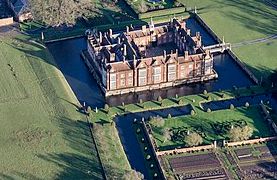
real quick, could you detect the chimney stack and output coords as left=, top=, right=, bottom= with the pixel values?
left=196, top=32, right=200, bottom=39
left=99, top=32, right=102, bottom=43
left=184, top=51, right=189, bottom=60
left=123, top=44, right=127, bottom=56
left=126, top=26, right=129, bottom=34
left=163, top=50, right=167, bottom=58
left=109, top=29, right=113, bottom=36
left=187, top=29, right=191, bottom=36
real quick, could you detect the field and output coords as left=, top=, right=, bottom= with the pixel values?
left=182, top=0, right=277, bottom=80
left=0, top=34, right=103, bottom=179
left=150, top=105, right=274, bottom=150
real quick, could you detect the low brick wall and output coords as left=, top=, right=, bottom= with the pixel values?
left=0, top=17, right=13, bottom=27
left=156, top=144, right=215, bottom=156
left=225, top=136, right=277, bottom=147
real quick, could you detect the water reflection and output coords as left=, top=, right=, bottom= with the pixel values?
left=107, top=53, right=254, bottom=106
left=47, top=18, right=254, bottom=108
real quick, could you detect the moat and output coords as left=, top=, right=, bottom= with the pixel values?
left=47, top=18, right=254, bottom=108
left=47, top=17, right=256, bottom=179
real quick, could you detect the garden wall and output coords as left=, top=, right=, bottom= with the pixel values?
left=156, top=144, right=215, bottom=156
left=224, top=136, right=277, bottom=147
left=0, top=17, right=13, bottom=27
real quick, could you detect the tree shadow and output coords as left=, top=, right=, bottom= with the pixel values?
left=215, top=0, right=277, bottom=37
left=36, top=116, right=104, bottom=179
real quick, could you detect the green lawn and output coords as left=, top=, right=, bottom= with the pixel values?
left=182, top=0, right=277, bottom=80
left=0, top=35, right=103, bottom=179
left=151, top=106, right=273, bottom=150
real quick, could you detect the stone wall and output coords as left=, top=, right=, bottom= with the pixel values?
left=0, top=17, right=13, bottom=27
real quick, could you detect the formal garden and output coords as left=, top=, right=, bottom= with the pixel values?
left=148, top=105, right=275, bottom=151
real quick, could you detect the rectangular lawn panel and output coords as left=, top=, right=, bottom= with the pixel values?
left=151, top=106, right=274, bottom=150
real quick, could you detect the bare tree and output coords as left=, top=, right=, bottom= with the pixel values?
left=149, top=116, right=165, bottom=127
left=184, top=132, right=203, bottom=147
left=123, top=169, right=144, bottom=180
left=228, top=125, right=253, bottom=142
left=29, top=0, right=95, bottom=27
left=162, top=128, right=172, bottom=143
left=138, top=0, right=148, bottom=13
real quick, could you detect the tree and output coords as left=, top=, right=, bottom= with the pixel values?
left=138, top=0, right=148, bottom=13
left=123, top=170, right=144, bottom=180
left=149, top=116, right=165, bottom=127
left=228, top=125, right=253, bottom=142
left=29, top=0, right=95, bottom=27
left=228, top=126, right=241, bottom=142
left=241, top=125, right=253, bottom=140
left=184, top=132, right=203, bottom=147
left=162, top=128, right=172, bottom=143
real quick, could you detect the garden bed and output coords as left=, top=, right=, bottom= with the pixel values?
left=164, top=152, right=228, bottom=179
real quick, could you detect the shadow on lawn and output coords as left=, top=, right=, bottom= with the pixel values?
left=216, top=0, right=277, bottom=37
left=37, top=116, right=103, bottom=179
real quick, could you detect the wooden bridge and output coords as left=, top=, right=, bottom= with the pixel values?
left=203, top=43, right=231, bottom=53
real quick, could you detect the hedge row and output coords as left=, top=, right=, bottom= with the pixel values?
left=139, top=6, right=186, bottom=19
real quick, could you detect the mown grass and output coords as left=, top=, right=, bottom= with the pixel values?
left=0, top=35, right=103, bottom=179
left=151, top=105, right=273, bottom=150
left=182, top=0, right=277, bottom=79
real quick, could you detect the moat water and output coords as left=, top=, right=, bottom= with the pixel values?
left=47, top=18, right=254, bottom=108
left=47, top=17, right=256, bottom=179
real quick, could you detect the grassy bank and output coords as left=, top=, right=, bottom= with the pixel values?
left=0, top=35, right=103, bottom=179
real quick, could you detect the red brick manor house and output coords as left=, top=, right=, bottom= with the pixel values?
left=82, top=18, right=218, bottom=96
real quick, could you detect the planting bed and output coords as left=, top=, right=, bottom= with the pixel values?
left=228, top=143, right=277, bottom=179
left=167, top=152, right=228, bottom=179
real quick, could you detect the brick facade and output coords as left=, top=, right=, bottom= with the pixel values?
left=85, top=18, right=217, bottom=96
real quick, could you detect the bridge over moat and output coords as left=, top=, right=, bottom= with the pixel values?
left=203, top=43, right=231, bottom=53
